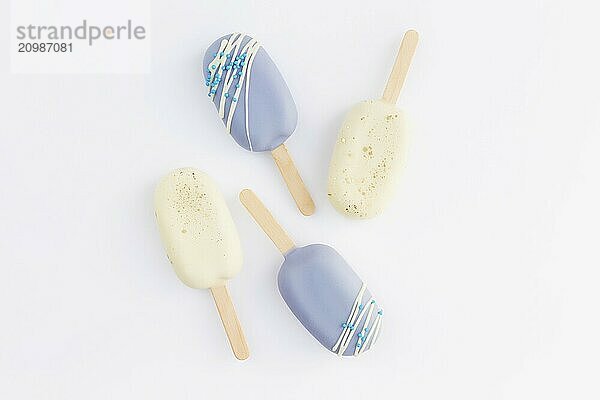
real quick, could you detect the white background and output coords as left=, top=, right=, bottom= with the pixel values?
left=1, top=1, right=599, bottom=399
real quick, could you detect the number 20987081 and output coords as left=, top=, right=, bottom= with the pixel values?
left=18, top=42, right=73, bottom=53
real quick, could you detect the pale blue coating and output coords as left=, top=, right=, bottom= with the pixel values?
left=278, top=244, right=380, bottom=356
left=203, top=34, right=298, bottom=152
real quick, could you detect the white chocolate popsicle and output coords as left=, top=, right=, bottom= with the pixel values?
left=328, top=30, right=418, bottom=219
left=154, top=168, right=249, bottom=360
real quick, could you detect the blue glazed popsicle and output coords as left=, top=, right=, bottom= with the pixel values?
left=203, top=33, right=315, bottom=216
left=239, top=189, right=383, bottom=357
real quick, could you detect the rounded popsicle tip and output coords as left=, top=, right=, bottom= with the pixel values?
left=239, top=188, right=253, bottom=203
left=405, top=29, right=419, bottom=41
left=298, top=198, right=316, bottom=216
left=234, top=346, right=250, bottom=360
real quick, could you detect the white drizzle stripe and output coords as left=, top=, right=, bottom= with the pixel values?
left=354, top=301, right=376, bottom=355
left=358, top=316, right=375, bottom=355
left=372, top=317, right=383, bottom=346
left=218, top=34, right=242, bottom=118
left=205, top=33, right=261, bottom=150
left=358, top=314, right=382, bottom=355
left=332, top=283, right=384, bottom=357
left=224, top=39, right=259, bottom=131
left=331, top=283, right=366, bottom=353
left=338, top=297, right=372, bottom=355
left=243, top=45, right=260, bottom=151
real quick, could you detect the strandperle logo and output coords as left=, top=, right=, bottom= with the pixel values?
left=16, top=20, right=147, bottom=46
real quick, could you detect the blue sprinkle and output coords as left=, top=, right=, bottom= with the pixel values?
left=357, top=333, right=363, bottom=338
left=232, top=97, right=238, bottom=102
left=359, top=304, right=363, bottom=310
left=205, top=82, right=209, bottom=86
left=210, top=89, right=216, bottom=94
left=235, top=84, right=240, bottom=88
left=219, top=52, right=224, bottom=56
left=371, top=300, right=376, bottom=305
left=342, top=323, right=347, bottom=328
left=211, top=65, right=216, bottom=70
left=356, top=343, right=361, bottom=348
left=378, top=310, right=383, bottom=315
left=225, top=65, right=231, bottom=70
left=349, top=325, right=355, bottom=331
left=365, top=328, right=369, bottom=332
left=240, top=61, right=246, bottom=66
left=225, top=93, right=229, bottom=98
left=226, top=53, right=231, bottom=58
left=213, top=53, right=217, bottom=57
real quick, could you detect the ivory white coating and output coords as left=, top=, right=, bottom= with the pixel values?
left=154, top=168, right=243, bottom=289
left=328, top=99, right=405, bottom=219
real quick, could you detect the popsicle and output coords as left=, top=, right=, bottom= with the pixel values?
left=239, top=189, right=383, bottom=356
left=154, top=168, right=249, bottom=360
left=328, top=30, right=419, bottom=218
left=203, top=32, right=315, bottom=216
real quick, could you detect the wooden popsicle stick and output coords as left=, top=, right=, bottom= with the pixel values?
left=239, top=189, right=296, bottom=254
left=271, top=144, right=315, bottom=216
left=382, top=30, right=419, bottom=104
left=209, top=285, right=249, bottom=360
